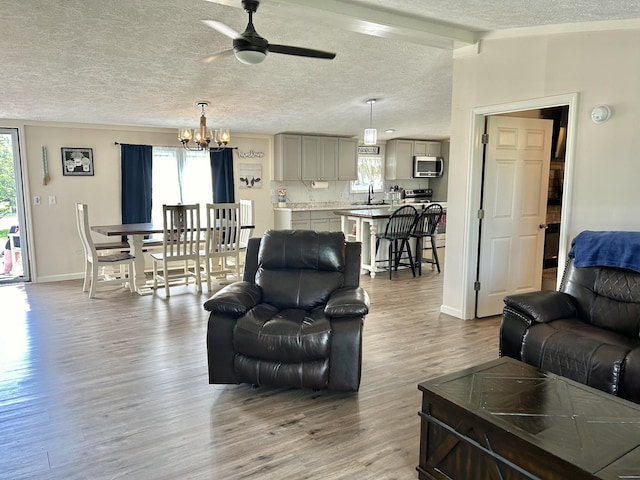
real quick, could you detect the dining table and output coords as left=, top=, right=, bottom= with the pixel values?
left=91, top=222, right=254, bottom=295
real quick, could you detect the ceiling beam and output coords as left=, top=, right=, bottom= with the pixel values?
left=268, top=0, right=480, bottom=49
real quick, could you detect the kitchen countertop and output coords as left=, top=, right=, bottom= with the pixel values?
left=274, top=201, right=447, bottom=212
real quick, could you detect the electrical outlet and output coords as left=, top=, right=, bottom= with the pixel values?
left=34, top=195, right=41, bottom=205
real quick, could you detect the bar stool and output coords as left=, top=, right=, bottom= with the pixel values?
left=410, top=203, right=444, bottom=274
left=375, top=205, right=418, bottom=279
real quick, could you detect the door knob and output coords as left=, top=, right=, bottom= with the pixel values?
left=539, top=223, right=548, bottom=229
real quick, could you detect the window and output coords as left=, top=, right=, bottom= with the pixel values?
left=350, top=155, right=384, bottom=193
left=151, top=147, right=212, bottom=226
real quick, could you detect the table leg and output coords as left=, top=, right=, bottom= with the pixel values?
left=129, top=234, right=152, bottom=295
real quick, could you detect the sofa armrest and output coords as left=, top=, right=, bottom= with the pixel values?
left=503, top=290, right=577, bottom=324
left=325, top=287, right=370, bottom=318
left=203, top=281, right=262, bottom=317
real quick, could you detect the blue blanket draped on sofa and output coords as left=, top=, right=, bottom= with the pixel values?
left=568, top=230, right=640, bottom=273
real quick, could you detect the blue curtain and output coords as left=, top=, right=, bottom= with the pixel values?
left=211, top=148, right=235, bottom=203
left=120, top=144, right=152, bottom=224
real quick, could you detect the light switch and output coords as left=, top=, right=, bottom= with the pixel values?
left=34, top=195, right=41, bottom=205
left=49, top=195, right=56, bottom=205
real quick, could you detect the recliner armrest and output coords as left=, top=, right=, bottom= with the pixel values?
left=325, top=287, right=370, bottom=318
left=203, top=281, right=262, bottom=317
left=503, top=290, right=577, bottom=324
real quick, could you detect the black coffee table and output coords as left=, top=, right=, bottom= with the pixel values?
left=417, top=357, right=640, bottom=480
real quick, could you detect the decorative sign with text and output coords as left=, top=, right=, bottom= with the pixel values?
left=357, top=146, right=380, bottom=154
left=237, top=149, right=265, bottom=158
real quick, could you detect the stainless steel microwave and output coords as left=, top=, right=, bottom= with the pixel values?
left=413, top=156, right=443, bottom=178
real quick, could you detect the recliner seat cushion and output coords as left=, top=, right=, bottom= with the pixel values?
left=234, top=355, right=329, bottom=390
left=233, top=305, right=331, bottom=362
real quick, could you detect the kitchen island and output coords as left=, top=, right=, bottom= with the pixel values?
left=334, top=204, right=446, bottom=278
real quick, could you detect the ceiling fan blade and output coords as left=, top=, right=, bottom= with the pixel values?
left=201, top=19, right=242, bottom=39
left=268, top=44, right=336, bottom=59
left=204, top=48, right=235, bottom=63
left=202, top=0, right=243, bottom=6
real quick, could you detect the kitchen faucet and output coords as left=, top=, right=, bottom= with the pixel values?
left=367, top=184, right=374, bottom=205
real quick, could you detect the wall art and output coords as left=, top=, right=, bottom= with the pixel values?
left=62, top=147, right=94, bottom=176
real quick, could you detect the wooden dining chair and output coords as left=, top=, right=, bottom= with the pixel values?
left=151, top=204, right=202, bottom=296
left=75, top=203, right=136, bottom=298
left=203, top=203, right=241, bottom=290
left=238, top=199, right=254, bottom=269
left=238, top=199, right=255, bottom=250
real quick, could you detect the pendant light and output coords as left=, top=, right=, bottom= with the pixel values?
left=364, top=98, right=377, bottom=146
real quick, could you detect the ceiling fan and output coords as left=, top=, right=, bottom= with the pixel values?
left=202, top=0, right=337, bottom=64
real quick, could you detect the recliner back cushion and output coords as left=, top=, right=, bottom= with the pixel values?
left=591, top=269, right=640, bottom=338
left=256, top=230, right=345, bottom=310
left=562, top=260, right=640, bottom=338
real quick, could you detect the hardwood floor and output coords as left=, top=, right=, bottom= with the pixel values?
left=0, top=267, right=501, bottom=479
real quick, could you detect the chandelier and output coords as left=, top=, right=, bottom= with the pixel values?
left=364, top=98, right=377, bottom=146
left=178, top=101, right=230, bottom=152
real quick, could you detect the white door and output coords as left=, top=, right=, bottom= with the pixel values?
left=476, top=116, right=553, bottom=317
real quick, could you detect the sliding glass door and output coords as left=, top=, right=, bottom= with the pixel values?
left=0, top=128, right=29, bottom=282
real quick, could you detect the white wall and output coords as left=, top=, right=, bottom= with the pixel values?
left=443, top=28, right=640, bottom=319
left=10, top=122, right=273, bottom=282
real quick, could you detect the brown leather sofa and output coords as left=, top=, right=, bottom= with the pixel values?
left=205, top=229, right=370, bottom=392
left=500, top=255, right=640, bottom=404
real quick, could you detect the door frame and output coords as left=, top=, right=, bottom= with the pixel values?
left=0, top=127, right=31, bottom=282
left=461, top=93, right=578, bottom=319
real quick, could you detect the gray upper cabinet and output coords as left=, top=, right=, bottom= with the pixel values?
left=385, top=139, right=441, bottom=180
left=274, top=134, right=302, bottom=181
left=385, top=139, right=414, bottom=180
left=338, top=138, right=357, bottom=180
left=275, top=134, right=357, bottom=181
left=302, top=136, right=338, bottom=180
left=414, top=141, right=442, bottom=157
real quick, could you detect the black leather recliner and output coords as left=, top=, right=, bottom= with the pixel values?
left=500, top=257, right=640, bottom=404
left=204, top=229, right=370, bottom=392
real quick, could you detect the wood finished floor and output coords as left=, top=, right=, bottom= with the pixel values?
left=0, top=266, right=501, bottom=479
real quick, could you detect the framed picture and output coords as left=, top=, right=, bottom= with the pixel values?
left=61, top=147, right=94, bottom=176
left=238, top=163, right=262, bottom=188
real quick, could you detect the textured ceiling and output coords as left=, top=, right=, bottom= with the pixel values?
left=1, top=0, right=640, bottom=141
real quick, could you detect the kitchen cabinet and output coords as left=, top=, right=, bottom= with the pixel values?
left=302, top=136, right=338, bottom=180
left=338, top=138, right=358, bottom=180
left=385, top=139, right=441, bottom=180
left=310, top=211, right=342, bottom=232
left=273, top=209, right=342, bottom=232
left=274, top=134, right=302, bottom=181
left=275, top=134, right=357, bottom=181
left=414, top=141, right=442, bottom=157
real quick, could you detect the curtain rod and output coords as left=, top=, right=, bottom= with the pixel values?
left=114, top=141, right=237, bottom=150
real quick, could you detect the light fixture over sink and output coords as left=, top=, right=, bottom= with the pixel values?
left=364, top=98, right=377, bottom=146
left=178, top=101, right=230, bottom=152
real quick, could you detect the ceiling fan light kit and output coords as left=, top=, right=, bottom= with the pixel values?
left=364, top=99, right=377, bottom=146
left=179, top=102, right=231, bottom=152
left=203, top=0, right=336, bottom=65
